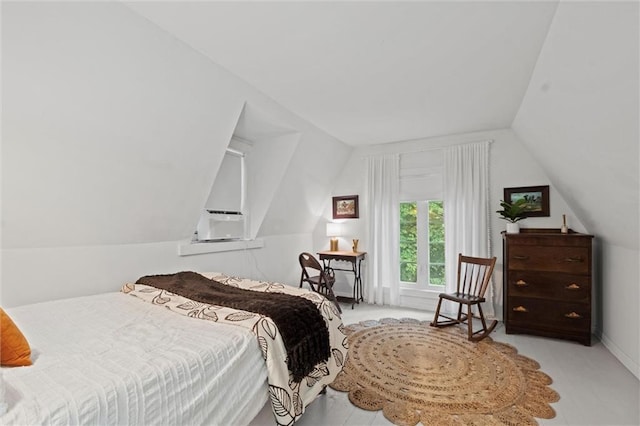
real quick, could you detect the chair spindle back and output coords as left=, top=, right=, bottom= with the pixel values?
left=457, top=254, right=496, bottom=298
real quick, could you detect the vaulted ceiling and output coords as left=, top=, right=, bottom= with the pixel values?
left=125, top=1, right=559, bottom=146
left=124, top=1, right=638, bottom=252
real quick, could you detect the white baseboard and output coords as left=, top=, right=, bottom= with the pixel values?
left=599, top=331, right=640, bottom=379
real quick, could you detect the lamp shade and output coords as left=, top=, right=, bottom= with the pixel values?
left=326, top=223, right=341, bottom=237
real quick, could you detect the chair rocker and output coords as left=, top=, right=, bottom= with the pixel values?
left=431, top=254, right=497, bottom=341
left=298, top=252, right=342, bottom=313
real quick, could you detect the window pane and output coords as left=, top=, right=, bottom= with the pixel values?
left=430, top=264, right=445, bottom=285
left=428, top=200, right=444, bottom=223
left=399, top=200, right=445, bottom=287
left=400, top=202, right=417, bottom=283
left=206, top=151, right=242, bottom=212
left=429, top=242, right=445, bottom=264
left=428, top=200, right=445, bottom=286
left=400, top=262, right=417, bottom=283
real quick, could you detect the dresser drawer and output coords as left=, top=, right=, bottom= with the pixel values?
left=508, top=246, right=590, bottom=274
left=507, top=297, right=590, bottom=332
left=507, top=272, right=590, bottom=303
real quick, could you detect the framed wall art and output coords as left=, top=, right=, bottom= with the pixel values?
left=332, top=195, right=359, bottom=219
left=503, top=185, right=550, bottom=217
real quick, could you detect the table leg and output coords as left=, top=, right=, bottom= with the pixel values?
left=350, top=259, right=359, bottom=309
left=322, top=259, right=331, bottom=272
left=319, top=255, right=365, bottom=309
left=352, top=259, right=360, bottom=304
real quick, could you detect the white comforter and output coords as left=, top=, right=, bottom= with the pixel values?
left=0, top=292, right=268, bottom=425
left=124, top=272, right=348, bottom=426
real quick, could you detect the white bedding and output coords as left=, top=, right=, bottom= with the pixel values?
left=124, top=272, right=348, bottom=425
left=0, top=292, right=268, bottom=425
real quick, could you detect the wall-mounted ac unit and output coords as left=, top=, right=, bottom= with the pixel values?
left=196, top=210, right=245, bottom=241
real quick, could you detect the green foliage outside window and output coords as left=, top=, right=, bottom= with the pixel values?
left=428, top=201, right=445, bottom=285
left=399, top=200, right=445, bottom=286
left=400, top=202, right=418, bottom=282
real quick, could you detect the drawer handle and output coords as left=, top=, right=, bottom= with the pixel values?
left=563, top=257, right=583, bottom=263
left=513, top=306, right=528, bottom=313
left=565, top=283, right=581, bottom=290
left=513, top=255, right=529, bottom=260
left=564, top=312, right=582, bottom=319
left=515, top=280, right=528, bottom=287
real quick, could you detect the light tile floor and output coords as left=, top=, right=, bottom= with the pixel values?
left=250, top=303, right=640, bottom=426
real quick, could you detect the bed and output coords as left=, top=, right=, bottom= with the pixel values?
left=0, top=272, right=348, bottom=425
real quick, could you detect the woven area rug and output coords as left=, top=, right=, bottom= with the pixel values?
left=329, top=318, right=559, bottom=426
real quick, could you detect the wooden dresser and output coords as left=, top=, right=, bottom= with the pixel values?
left=502, top=228, right=594, bottom=346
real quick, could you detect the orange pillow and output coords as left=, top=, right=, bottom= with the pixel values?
left=1, top=308, right=32, bottom=367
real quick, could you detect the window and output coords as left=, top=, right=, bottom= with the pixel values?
left=399, top=200, right=445, bottom=288
left=205, top=148, right=244, bottom=214
left=398, top=148, right=445, bottom=290
left=196, top=142, right=247, bottom=242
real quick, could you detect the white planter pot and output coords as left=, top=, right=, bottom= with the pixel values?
left=506, top=222, right=520, bottom=234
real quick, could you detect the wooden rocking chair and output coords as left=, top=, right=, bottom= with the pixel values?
left=431, top=254, right=497, bottom=341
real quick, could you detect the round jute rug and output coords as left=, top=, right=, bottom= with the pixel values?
left=329, top=318, right=559, bottom=426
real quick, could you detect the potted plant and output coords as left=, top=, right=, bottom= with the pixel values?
left=496, top=199, right=527, bottom=233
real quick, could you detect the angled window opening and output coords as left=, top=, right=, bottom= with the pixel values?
left=195, top=137, right=251, bottom=242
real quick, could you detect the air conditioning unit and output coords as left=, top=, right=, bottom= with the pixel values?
left=196, top=210, right=245, bottom=241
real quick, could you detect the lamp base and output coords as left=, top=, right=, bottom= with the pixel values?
left=330, top=238, right=338, bottom=251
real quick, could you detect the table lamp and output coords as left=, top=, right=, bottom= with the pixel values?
left=326, top=223, right=341, bottom=251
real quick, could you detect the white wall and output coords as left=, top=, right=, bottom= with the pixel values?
left=1, top=234, right=314, bottom=308
left=512, top=1, right=639, bottom=377
left=3, top=0, right=637, bottom=381
left=1, top=2, right=350, bottom=307
left=258, top=129, right=351, bottom=238
left=3, top=2, right=235, bottom=249
left=314, top=128, right=584, bottom=313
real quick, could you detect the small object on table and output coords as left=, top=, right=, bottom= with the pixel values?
left=560, top=214, right=569, bottom=234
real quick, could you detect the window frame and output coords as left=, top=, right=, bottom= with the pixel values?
left=399, top=199, right=445, bottom=291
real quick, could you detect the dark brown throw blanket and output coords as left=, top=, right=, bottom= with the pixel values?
left=136, top=271, right=330, bottom=382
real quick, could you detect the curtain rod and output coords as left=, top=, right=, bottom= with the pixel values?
left=361, top=139, right=493, bottom=158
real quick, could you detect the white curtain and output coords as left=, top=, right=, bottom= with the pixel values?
left=443, top=141, right=494, bottom=316
left=366, top=154, right=400, bottom=305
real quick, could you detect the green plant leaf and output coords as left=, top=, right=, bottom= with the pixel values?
left=496, top=199, right=528, bottom=223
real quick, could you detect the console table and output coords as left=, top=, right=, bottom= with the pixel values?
left=317, top=250, right=366, bottom=309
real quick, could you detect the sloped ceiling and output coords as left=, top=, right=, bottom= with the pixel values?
left=513, top=1, right=639, bottom=250
left=125, top=1, right=558, bottom=146
left=124, top=0, right=638, bottom=252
